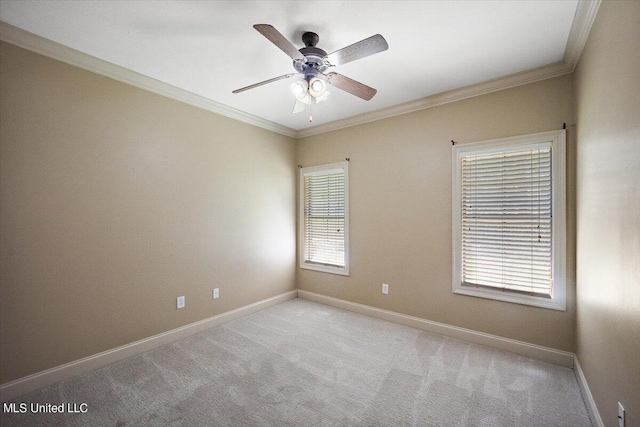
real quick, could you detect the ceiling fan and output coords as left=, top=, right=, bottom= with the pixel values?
left=233, top=24, right=388, bottom=118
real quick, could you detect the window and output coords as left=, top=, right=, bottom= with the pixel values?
left=299, top=162, right=349, bottom=275
left=452, top=130, right=566, bottom=310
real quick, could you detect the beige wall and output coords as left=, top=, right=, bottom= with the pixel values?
left=0, top=42, right=297, bottom=384
left=297, top=74, right=577, bottom=352
left=574, top=1, right=640, bottom=426
left=4, top=6, right=638, bottom=420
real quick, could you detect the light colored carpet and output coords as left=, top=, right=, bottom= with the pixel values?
left=1, top=298, right=591, bottom=426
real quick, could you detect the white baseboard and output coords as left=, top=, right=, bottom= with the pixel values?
left=0, top=290, right=298, bottom=402
left=297, top=290, right=575, bottom=367
left=574, top=356, right=604, bottom=427
left=3, top=288, right=584, bottom=404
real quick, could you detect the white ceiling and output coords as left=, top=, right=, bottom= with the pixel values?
left=1, top=1, right=586, bottom=136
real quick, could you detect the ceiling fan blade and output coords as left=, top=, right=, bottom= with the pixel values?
left=232, top=73, right=297, bottom=94
left=325, top=34, right=388, bottom=66
left=292, top=99, right=307, bottom=114
left=253, top=24, right=306, bottom=61
left=325, top=72, right=377, bottom=101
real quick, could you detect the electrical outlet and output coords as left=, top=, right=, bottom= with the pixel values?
left=382, top=283, right=389, bottom=295
left=618, top=402, right=625, bottom=427
left=213, top=288, right=219, bottom=299
left=177, top=296, right=185, bottom=309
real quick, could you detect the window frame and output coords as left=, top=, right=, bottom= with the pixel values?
left=299, top=161, right=350, bottom=276
left=452, top=130, right=566, bottom=310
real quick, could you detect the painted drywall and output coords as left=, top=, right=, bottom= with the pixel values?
left=574, top=1, right=640, bottom=426
left=297, top=74, right=577, bottom=352
left=0, top=42, right=297, bottom=384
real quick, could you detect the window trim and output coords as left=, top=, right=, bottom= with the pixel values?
left=452, top=130, right=566, bottom=310
left=299, top=161, right=350, bottom=276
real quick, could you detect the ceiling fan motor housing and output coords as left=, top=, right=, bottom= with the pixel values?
left=294, top=32, right=329, bottom=75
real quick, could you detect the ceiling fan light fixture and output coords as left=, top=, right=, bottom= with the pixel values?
left=291, top=80, right=309, bottom=100
left=308, top=77, right=327, bottom=98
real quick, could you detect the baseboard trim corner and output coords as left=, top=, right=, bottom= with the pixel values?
left=0, top=289, right=297, bottom=402
left=297, top=290, right=574, bottom=367
left=574, top=356, right=604, bottom=427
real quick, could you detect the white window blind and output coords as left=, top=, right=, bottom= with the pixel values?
left=300, top=162, right=349, bottom=275
left=461, top=145, right=552, bottom=296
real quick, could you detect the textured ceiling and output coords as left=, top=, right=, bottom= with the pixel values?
left=0, top=0, right=580, bottom=133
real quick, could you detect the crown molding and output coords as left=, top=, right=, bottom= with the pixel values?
left=0, top=21, right=297, bottom=139
left=297, top=0, right=599, bottom=139
left=564, top=0, right=602, bottom=72
left=2, top=0, right=600, bottom=140
left=296, top=61, right=572, bottom=138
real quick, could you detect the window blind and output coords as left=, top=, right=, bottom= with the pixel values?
left=303, top=169, right=345, bottom=268
left=461, top=146, right=553, bottom=296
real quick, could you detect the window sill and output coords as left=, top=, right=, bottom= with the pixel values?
left=453, top=285, right=566, bottom=311
left=300, top=262, right=349, bottom=276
